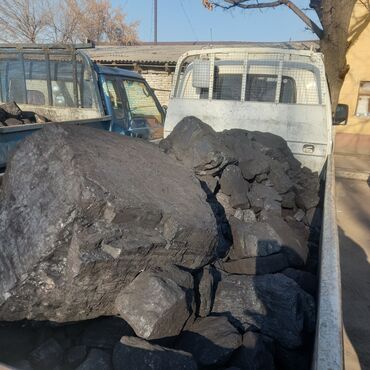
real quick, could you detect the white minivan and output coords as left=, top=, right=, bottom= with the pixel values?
left=164, top=47, right=348, bottom=173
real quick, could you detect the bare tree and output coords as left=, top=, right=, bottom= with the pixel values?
left=105, top=8, right=140, bottom=45
left=45, top=0, right=81, bottom=44
left=202, top=0, right=364, bottom=109
left=0, top=0, right=50, bottom=43
left=0, top=0, right=139, bottom=45
left=59, top=0, right=139, bottom=45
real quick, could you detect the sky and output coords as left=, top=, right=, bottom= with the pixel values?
left=115, top=0, right=321, bottom=43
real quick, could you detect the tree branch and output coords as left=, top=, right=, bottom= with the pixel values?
left=209, top=0, right=324, bottom=38
left=285, top=1, right=323, bottom=38
left=224, top=0, right=286, bottom=9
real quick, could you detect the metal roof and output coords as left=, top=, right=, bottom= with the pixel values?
left=87, top=41, right=319, bottom=66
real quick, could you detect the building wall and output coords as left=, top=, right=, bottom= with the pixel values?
left=336, top=1, right=370, bottom=154
left=140, top=69, right=174, bottom=107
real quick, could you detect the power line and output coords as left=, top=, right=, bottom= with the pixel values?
left=178, top=0, right=199, bottom=41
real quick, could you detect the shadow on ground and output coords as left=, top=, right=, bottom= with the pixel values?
left=339, top=227, right=370, bottom=370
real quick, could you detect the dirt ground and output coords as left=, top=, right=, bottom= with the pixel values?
left=336, top=177, right=370, bottom=370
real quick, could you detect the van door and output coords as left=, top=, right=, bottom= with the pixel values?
left=102, top=76, right=130, bottom=134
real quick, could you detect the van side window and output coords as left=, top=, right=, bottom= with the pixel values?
left=245, top=74, right=296, bottom=104
left=104, top=79, right=126, bottom=119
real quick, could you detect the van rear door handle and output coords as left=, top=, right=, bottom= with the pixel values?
left=303, top=144, right=315, bottom=154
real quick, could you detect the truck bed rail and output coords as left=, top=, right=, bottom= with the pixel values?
left=313, top=154, right=343, bottom=370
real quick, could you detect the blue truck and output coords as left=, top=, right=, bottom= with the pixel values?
left=0, top=44, right=165, bottom=170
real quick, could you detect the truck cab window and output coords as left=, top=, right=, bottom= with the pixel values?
left=214, top=74, right=242, bottom=101
left=104, top=79, right=126, bottom=120
left=199, top=74, right=242, bottom=101
left=246, top=75, right=277, bottom=102
left=245, top=74, right=296, bottom=104
left=280, top=77, right=297, bottom=104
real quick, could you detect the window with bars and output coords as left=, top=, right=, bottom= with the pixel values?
left=175, top=52, right=322, bottom=105
left=245, top=74, right=296, bottom=103
left=0, top=52, right=97, bottom=108
left=198, top=73, right=297, bottom=103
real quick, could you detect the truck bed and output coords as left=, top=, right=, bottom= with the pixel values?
left=0, top=115, right=112, bottom=169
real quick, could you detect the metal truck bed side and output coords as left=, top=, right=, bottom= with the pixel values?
left=313, top=154, right=343, bottom=370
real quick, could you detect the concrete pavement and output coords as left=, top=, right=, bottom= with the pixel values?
left=335, top=153, right=370, bottom=181
left=336, top=177, right=370, bottom=370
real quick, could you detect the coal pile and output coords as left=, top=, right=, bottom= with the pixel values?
left=161, top=116, right=321, bottom=268
left=0, top=101, right=49, bottom=127
left=0, top=117, right=322, bottom=370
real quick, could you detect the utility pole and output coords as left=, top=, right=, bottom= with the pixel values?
left=154, top=0, right=158, bottom=44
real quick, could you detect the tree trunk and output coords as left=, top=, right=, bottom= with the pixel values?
left=318, top=0, right=357, bottom=110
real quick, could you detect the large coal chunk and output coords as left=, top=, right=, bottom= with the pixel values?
left=113, top=336, right=197, bottom=370
left=220, top=165, right=249, bottom=197
left=175, top=316, right=241, bottom=367
left=282, top=268, right=317, bottom=296
left=274, top=344, right=312, bottom=370
left=228, top=331, right=275, bottom=370
left=220, top=129, right=263, bottom=164
left=76, top=348, right=112, bottom=370
left=247, top=183, right=282, bottom=214
left=196, top=265, right=218, bottom=318
left=28, top=338, right=64, bottom=370
left=248, top=131, right=301, bottom=170
left=222, top=253, right=289, bottom=275
left=259, top=213, right=308, bottom=267
left=229, top=217, right=281, bottom=259
left=0, top=325, right=42, bottom=363
left=65, top=346, right=88, bottom=368
left=212, top=274, right=315, bottom=348
left=0, top=125, right=218, bottom=322
left=115, top=269, right=192, bottom=340
left=219, top=165, right=250, bottom=210
left=296, top=191, right=320, bottom=211
left=160, top=116, right=235, bottom=175
left=80, top=317, right=134, bottom=350
left=269, top=167, right=294, bottom=194
left=239, top=156, right=270, bottom=181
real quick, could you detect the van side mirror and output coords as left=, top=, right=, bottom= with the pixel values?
left=333, top=104, right=349, bottom=125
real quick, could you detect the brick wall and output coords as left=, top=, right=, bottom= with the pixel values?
left=140, top=69, right=174, bottom=107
